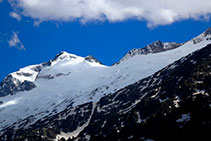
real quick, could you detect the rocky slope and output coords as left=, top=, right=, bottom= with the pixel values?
left=79, top=43, right=211, bottom=141
left=117, top=41, right=183, bottom=64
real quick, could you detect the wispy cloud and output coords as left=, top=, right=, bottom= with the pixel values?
left=9, top=0, right=211, bottom=27
left=8, top=32, right=25, bottom=50
left=10, top=11, right=21, bottom=21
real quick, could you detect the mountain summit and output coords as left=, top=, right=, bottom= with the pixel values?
left=0, top=51, right=103, bottom=97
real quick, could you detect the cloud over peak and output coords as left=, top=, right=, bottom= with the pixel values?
left=10, top=0, right=211, bottom=27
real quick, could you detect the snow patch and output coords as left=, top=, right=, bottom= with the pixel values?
left=173, top=96, right=181, bottom=108
left=159, top=97, right=168, bottom=103
left=193, top=90, right=206, bottom=95
left=56, top=103, right=96, bottom=140
left=176, top=113, right=191, bottom=123
left=136, top=111, right=144, bottom=124
left=0, top=98, right=22, bottom=108
left=11, top=65, right=39, bottom=83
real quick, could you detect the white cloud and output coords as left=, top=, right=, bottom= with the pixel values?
left=10, top=11, right=21, bottom=21
left=10, top=0, right=211, bottom=27
left=8, top=32, right=25, bottom=50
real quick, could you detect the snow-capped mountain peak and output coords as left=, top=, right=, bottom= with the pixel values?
left=7, top=51, right=79, bottom=85
left=0, top=51, right=105, bottom=97
left=0, top=64, right=40, bottom=97
left=50, top=51, right=84, bottom=66
left=192, top=27, right=211, bottom=44
left=50, top=51, right=103, bottom=67
left=38, top=52, right=105, bottom=81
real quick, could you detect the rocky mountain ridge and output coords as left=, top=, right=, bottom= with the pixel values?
left=117, top=41, right=183, bottom=64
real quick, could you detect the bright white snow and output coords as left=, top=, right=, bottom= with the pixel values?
left=176, top=113, right=191, bottom=123
left=11, top=64, right=40, bottom=83
left=0, top=98, right=22, bottom=109
left=173, top=96, right=181, bottom=108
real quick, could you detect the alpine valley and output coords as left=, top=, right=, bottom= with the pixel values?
left=1, top=28, right=211, bottom=141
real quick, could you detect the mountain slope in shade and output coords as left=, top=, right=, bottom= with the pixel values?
left=0, top=28, right=211, bottom=140
left=79, top=43, right=211, bottom=141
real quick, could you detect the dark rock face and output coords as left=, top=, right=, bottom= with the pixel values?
left=128, top=40, right=181, bottom=55
left=85, top=55, right=102, bottom=64
left=204, top=27, right=211, bottom=36
left=0, top=75, right=36, bottom=97
left=1, top=44, right=211, bottom=141
left=116, top=41, right=182, bottom=64
left=0, top=59, right=51, bottom=97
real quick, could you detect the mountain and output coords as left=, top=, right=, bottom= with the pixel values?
left=0, top=52, right=103, bottom=97
left=0, top=28, right=211, bottom=141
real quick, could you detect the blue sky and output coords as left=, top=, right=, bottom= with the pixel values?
left=0, top=0, right=211, bottom=81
